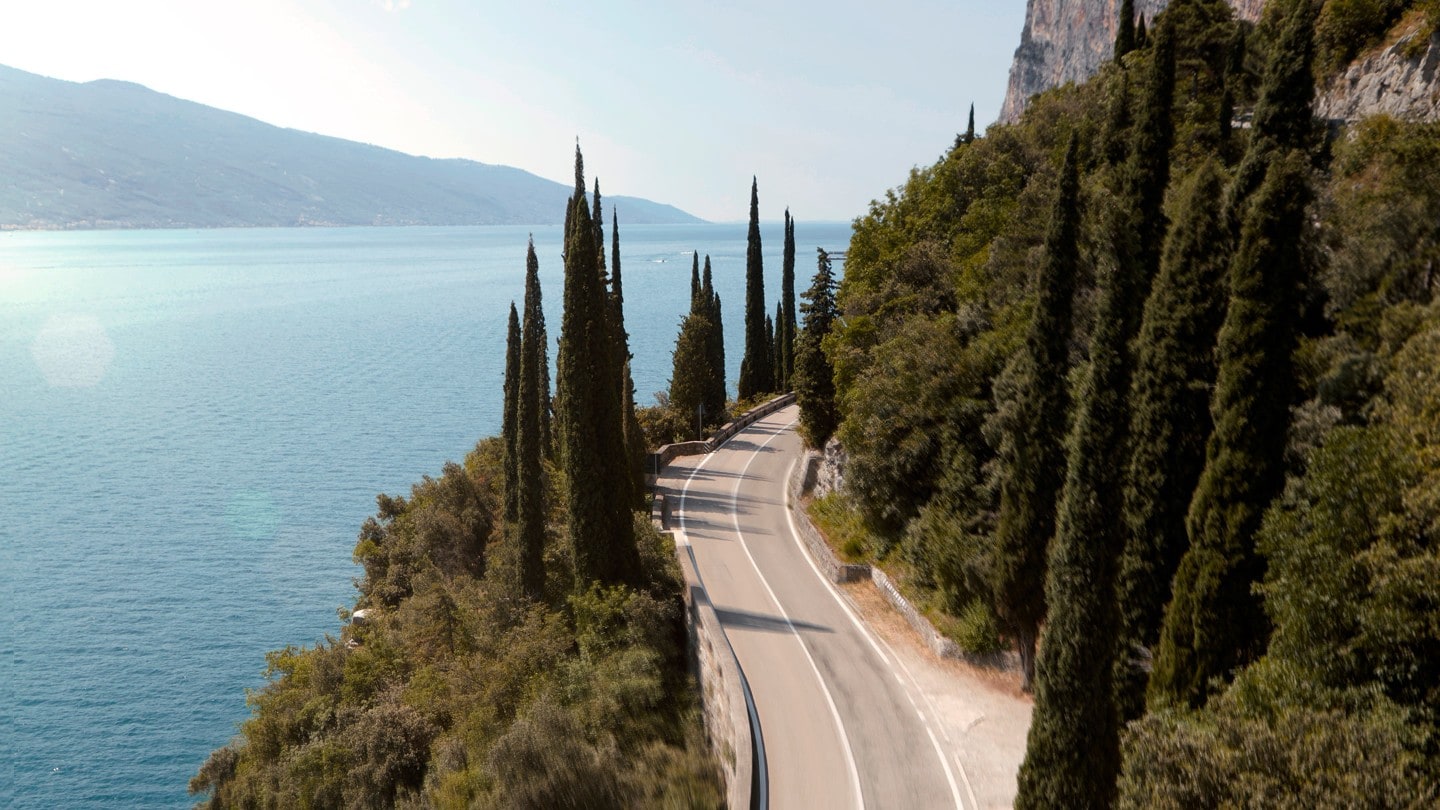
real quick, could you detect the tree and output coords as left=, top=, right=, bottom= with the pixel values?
left=1016, top=30, right=1176, bottom=803
left=503, top=301, right=522, bottom=524
left=1114, top=160, right=1231, bottom=722
left=992, top=135, right=1082, bottom=694
left=556, top=146, right=638, bottom=588
left=738, top=177, right=772, bottom=398
left=794, top=249, right=839, bottom=448
left=611, top=212, right=646, bottom=505
left=702, top=256, right=727, bottom=422
left=1150, top=151, right=1311, bottom=710
left=668, top=309, right=714, bottom=440
left=1116, top=0, right=1137, bottom=60
left=517, top=239, right=547, bottom=600
left=780, top=209, right=797, bottom=389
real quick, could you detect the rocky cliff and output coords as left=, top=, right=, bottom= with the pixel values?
left=999, top=0, right=1264, bottom=123
left=1317, top=23, right=1440, bottom=122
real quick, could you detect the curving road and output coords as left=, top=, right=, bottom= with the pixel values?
left=659, top=405, right=968, bottom=809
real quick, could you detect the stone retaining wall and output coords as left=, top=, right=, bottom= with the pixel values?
left=649, top=394, right=798, bottom=810
left=674, top=541, right=759, bottom=810
left=786, top=450, right=1010, bottom=668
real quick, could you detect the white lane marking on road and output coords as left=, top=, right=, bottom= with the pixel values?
left=782, top=456, right=972, bottom=810
left=723, top=414, right=864, bottom=810
left=678, top=451, right=769, bottom=810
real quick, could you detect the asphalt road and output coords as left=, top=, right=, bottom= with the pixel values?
left=660, top=405, right=966, bottom=809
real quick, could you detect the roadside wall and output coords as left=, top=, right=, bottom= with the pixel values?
left=787, top=450, right=1009, bottom=668
left=649, top=394, right=797, bottom=810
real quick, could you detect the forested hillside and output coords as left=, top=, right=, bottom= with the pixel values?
left=816, top=0, right=1439, bottom=804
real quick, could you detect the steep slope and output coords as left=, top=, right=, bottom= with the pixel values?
left=0, top=65, right=699, bottom=229
left=1317, top=23, right=1440, bottom=122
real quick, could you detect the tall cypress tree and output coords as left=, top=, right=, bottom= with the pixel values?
left=1149, top=0, right=1316, bottom=711
left=1113, top=160, right=1231, bottom=723
left=1116, top=0, right=1137, bottom=60
left=738, top=177, right=771, bottom=398
left=992, top=134, right=1082, bottom=694
left=1149, top=152, right=1311, bottom=710
left=502, top=301, right=522, bottom=524
left=517, top=239, right=547, bottom=601
left=611, top=211, right=646, bottom=505
left=767, top=309, right=779, bottom=390
left=965, top=103, right=976, bottom=144
left=556, top=146, right=638, bottom=588
left=794, top=249, right=839, bottom=448
left=702, top=256, right=727, bottom=422
left=1016, top=30, right=1176, bottom=805
left=690, top=251, right=702, bottom=312
left=780, top=209, right=797, bottom=389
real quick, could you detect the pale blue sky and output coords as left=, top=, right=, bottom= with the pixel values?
left=2, top=0, right=1026, bottom=222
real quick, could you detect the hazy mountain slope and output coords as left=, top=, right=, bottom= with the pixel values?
left=0, top=64, right=699, bottom=228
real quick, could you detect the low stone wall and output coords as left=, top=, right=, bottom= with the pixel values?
left=649, top=394, right=798, bottom=810
left=674, top=541, right=759, bottom=810
left=787, top=452, right=869, bottom=583
left=647, top=394, right=798, bottom=484
left=787, top=450, right=1010, bottom=666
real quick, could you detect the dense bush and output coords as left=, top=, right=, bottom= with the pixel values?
left=191, top=441, right=720, bottom=808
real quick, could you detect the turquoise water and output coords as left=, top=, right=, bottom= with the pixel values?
left=0, top=222, right=851, bottom=807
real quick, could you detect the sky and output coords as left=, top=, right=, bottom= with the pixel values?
left=1, top=0, right=1027, bottom=223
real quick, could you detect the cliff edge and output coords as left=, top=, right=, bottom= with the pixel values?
left=999, top=0, right=1264, bottom=123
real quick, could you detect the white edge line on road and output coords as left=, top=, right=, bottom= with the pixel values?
left=781, top=456, right=975, bottom=810
left=724, top=414, right=865, bottom=810
left=677, top=449, right=769, bottom=810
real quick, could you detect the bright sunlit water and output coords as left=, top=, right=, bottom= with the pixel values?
left=0, top=221, right=851, bottom=807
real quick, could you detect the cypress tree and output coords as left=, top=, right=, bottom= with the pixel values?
left=517, top=239, right=547, bottom=601
left=738, top=177, right=771, bottom=398
left=1016, top=29, right=1177, bottom=802
left=503, top=301, right=522, bottom=524
left=702, top=256, right=727, bottom=422
left=780, top=209, right=797, bottom=389
left=1122, top=16, right=1175, bottom=301
left=612, top=212, right=646, bottom=505
left=1113, top=159, right=1230, bottom=723
left=1135, top=14, right=1148, bottom=49
left=690, top=251, right=702, bottom=312
left=556, top=146, right=638, bottom=588
left=793, top=249, right=839, bottom=448
left=1101, top=72, right=1133, bottom=169
left=1149, top=152, right=1311, bottom=710
left=992, top=134, right=1082, bottom=694
left=669, top=309, right=714, bottom=440
left=767, top=310, right=778, bottom=392
left=1115, top=0, right=1137, bottom=60
left=965, top=103, right=976, bottom=144
left=1223, top=0, right=1316, bottom=225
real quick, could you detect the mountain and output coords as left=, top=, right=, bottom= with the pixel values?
left=999, top=1, right=1265, bottom=123
left=0, top=64, right=700, bottom=229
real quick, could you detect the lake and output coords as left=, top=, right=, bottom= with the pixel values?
left=0, top=221, right=852, bottom=807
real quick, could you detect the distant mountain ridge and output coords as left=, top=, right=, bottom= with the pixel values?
left=0, top=64, right=700, bottom=229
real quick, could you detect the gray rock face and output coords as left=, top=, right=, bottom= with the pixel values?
left=1000, top=0, right=1264, bottom=123
left=1317, top=28, right=1440, bottom=123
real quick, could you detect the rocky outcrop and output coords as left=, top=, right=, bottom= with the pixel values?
left=1317, top=25, right=1440, bottom=122
left=1000, top=0, right=1264, bottom=123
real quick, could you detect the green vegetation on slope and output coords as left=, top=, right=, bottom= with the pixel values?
left=825, top=0, right=1440, bottom=804
left=192, top=148, right=720, bottom=808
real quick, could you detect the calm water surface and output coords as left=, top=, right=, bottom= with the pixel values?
left=0, top=222, right=851, bottom=807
